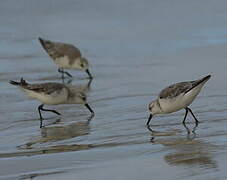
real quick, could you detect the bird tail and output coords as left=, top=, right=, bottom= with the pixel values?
left=9, top=78, right=28, bottom=87
left=197, top=75, right=211, bottom=85
left=185, top=75, right=211, bottom=93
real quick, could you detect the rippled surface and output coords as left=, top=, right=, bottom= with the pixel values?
left=1, top=0, right=227, bottom=179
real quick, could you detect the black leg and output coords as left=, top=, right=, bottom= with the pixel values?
left=182, top=108, right=189, bottom=124
left=40, top=105, right=61, bottom=116
left=146, top=114, right=153, bottom=126
left=87, top=113, right=95, bottom=122
left=85, top=103, right=94, bottom=115
left=37, top=104, right=61, bottom=128
left=86, top=69, right=93, bottom=79
left=64, top=71, right=72, bottom=78
left=187, top=107, right=199, bottom=123
left=58, top=68, right=72, bottom=79
left=58, top=68, right=65, bottom=79
left=87, top=78, right=93, bottom=89
left=38, top=104, right=44, bottom=128
left=38, top=104, right=44, bottom=119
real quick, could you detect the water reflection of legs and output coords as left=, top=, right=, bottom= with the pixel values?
left=87, top=78, right=92, bottom=89
left=147, top=122, right=199, bottom=143
left=62, top=76, right=93, bottom=88
left=183, top=122, right=199, bottom=134
left=192, top=122, right=199, bottom=133
left=183, top=122, right=199, bottom=139
left=62, top=76, right=73, bottom=84
left=58, top=68, right=74, bottom=84
left=63, top=78, right=73, bottom=84
left=87, top=113, right=95, bottom=123
left=146, top=125, right=155, bottom=133
left=146, top=125, right=157, bottom=143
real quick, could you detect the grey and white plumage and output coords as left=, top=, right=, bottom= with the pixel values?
left=10, top=78, right=94, bottom=128
left=39, top=37, right=93, bottom=79
left=147, top=75, right=211, bottom=126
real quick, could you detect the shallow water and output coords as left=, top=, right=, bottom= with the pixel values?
left=1, top=0, right=227, bottom=179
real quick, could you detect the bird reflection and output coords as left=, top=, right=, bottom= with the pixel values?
left=163, top=139, right=217, bottom=171
left=62, top=77, right=73, bottom=84
left=68, top=78, right=92, bottom=93
left=41, top=121, right=90, bottom=142
left=20, top=115, right=93, bottom=150
left=17, top=114, right=94, bottom=157
left=147, top=122, right=199, bottom=141
left=40, top=113, right=94, bottom=142
left=147, top=123, right=217, bottom=171
left=62, top=76, right=93, bottom=89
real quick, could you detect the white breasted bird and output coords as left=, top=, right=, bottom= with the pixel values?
left=10, top=78, right=94, bottom=128
left=38, top=37, right=93, bottom=79
left=147, top=75, right=211, bottom=126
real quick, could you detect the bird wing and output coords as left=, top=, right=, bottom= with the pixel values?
left=159, top=81, right=194, bottom=99
left=159, top=75, right=211, bottom=99
left=39, top=38, right=81, bottom=60
left=25, top=83, right=66, bottom=95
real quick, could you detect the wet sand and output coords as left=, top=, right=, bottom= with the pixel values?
left=1, top=0, right=227, bottom=179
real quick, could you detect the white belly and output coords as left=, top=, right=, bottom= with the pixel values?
left=54, top=56, right=71, bottom=69
left=24, top=88, right=68, bottom=105
left=159, top=95, right=187, bottom=114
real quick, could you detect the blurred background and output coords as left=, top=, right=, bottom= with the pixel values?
left=1, top=0, right=227, bottom=179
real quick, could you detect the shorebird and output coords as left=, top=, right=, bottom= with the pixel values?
left=147, top=75, right=211, bottom=126
left=10, top=78, right=94, bottom=128
left=38, top=37, right=93, bottom=79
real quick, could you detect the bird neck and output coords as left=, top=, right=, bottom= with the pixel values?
left=153, top=99, right=163, bottom=115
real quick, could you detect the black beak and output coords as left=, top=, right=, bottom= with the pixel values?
left=86, top=69, right=93, bottom=79
left=85, top=103, right=94, bottom=115
left=146, top=114, right=153, bottom=126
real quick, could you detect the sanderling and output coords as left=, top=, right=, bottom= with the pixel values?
left=147, top=75, right=211, bottom=126
left=10, top=78, right=94, bottom=128
left=38, top=37, right=93, bottom=79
